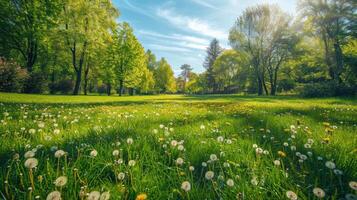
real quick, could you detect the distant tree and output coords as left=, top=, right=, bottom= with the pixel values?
left=145, top=50, right=157, bottom=71
left=139, top=67, right=155, bottom=94
left=180, top=64, right=193, bottom=93
left=203, top=39, right=223, bottom=93
left=154, top=58, right=176, bottom=93
left=212, top=50, right=249, bottom=93
left=107, top=22, right=146, bottom=96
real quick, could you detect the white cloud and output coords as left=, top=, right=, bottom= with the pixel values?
left=190, top=0, right=218, bottom=9
left=148, top=44, right=193, bottom=53
left=156, top=8, right=228, bottom=40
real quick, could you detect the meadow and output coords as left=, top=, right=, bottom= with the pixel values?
left=0, top=93, right=356, bottom=200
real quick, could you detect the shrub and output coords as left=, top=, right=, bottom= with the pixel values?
left=97, top=84, right=107, bottom=95
left=49, top=79, right=74, bottom=94
left=299, top=81, right=356, bottom=97
left=23, top=71, right=48, bottom=94
left=0, top=58, right=28, bottom=92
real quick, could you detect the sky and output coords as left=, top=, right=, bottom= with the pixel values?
left=113, top=0, right=297, bottom=75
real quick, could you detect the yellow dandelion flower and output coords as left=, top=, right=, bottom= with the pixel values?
left=278, top=151, right=286, bottom=158
left=136, top=193, right=147, bottom=200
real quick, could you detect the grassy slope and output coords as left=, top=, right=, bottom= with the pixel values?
left=0, top=93, right=356, bottom=199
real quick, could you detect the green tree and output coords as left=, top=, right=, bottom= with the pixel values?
left=203, top=39, right=223, bottom=93
left=155, top=58, right=176, bottom=93
left=61, top=0, right=118, bottom=95
left=180, top=64, right=193, bottom=93
left=107, top=22, right=146, bottom=96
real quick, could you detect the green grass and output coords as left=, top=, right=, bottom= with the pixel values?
left=0, top=93, right=356, bottom=199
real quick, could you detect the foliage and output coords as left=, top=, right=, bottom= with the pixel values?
left=154, top=58, right=176, bottom=93
left=0, top=58, right=28, bottom=92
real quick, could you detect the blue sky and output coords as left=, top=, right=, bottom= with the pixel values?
left=113, top=0, right=297, bottom=75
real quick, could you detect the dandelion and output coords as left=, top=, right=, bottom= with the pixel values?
left=286, top=191, right=298, bottom=200
left=200, top=124, right=205, bottom=130
left=25, top=158, right=38, bottom=169
left=251, top=177, right=258, bottom=186
left=127, top=138, right=133, bottom=145
left=210, top=154, right=218, bottom=161
left=283, top=142, right=289, bottom=147
left=176, top=157, right=184, bottom=165
left=29, top=129, right=36, bottom=134
left=278, top=151, right=286, bottom=157
left=223, top=162, right=230, bottom=168
left=88, top=191, right=101, bottom=200
left=90, top=149, right=98, bottom=157
left=205, top=171, right=214, bottom=180
left=136, top=193, right=147, bottom=200
left=38, top=122, right=45, bottom=128
left=170, top=140, right=178, bottom=147
left=304, top=143, right=311, bottom=149
left=255, top=148, right=263, bottom=155
left=181, top=181, right=191, bottom=192
left=177, top=145, right=184, bottom=151
left=46, top=191, right=61, bottom=200
left=54, top=150, right=66, bottom=158
left=325, top=161, right=336, bottom=169
left=201, top=162, right=207, bottom=167
left=252, top=144, right=258, bottom=148
left=118, top=172, right=125, bottom=180
left=349, top=181, right=357, bottom=191
left=333, top=169, right=343, bottom=175
left=100, top=191, right=110, bottom=200
left=226, top=179, right=234, bottom=187
left=159, top=124, right=164, bottom=129
left=345, top=194, right=357, bottom=200
left=24, top=151, right=35, bottom=158
left=263, top=150, right=269, bottom=155
left=217, top=136, right=224, bottom=142
left=273, top=160, right=281, bottom=166
left=54, top=176, right=67, bottom=187
left=128, top=160, right=136, bottom=167
left=112, top=150, right=119, bottom=156
left=313, top=187, right=325, bottom=198
left=189, top=166, right=194, bottom=171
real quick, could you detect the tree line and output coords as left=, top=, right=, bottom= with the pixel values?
left=0, top=0, right=356, bottom=97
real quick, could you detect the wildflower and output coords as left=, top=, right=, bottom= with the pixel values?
left=333, top=169, right=343, bottom=175
left=200, top=124, right=205, bottom=130
left=90, top=150, right=98, bottom=157
left=210, top=154, right=218, bottom=161
left=54, top=150, right=66, bottom=158
left=226, top=179, right=234, bottom=187
left=325, top=161, right=336, bottom=169
left=283, top=142, right=289, bottom=147
left=273, top=160, right=281, bottom=166
left=25, top=158, right=38, bottom=169
left=128, top=160, right=136, bottom=167
left=202, top=162, right=207, bottom=167
left=278, top=151, right=286, bottom=157
left=205, top=171, right=214, bottom=180
left=53, top=129, right=60, bottom=135
left=252, top=144, right=258, bottom=148
left=24, top=151, right=35, bottom=158
left=46, top=191, right=61, bottom=200
left=263, top=150, right=269, bottom=155
left=159, top=124, right=164, bottom=129
left=54, top=176, right=67, bottom=187
left=286, top=191, right=298, bottom=200
left=255, top=148, right=263, bottom=155
left=349, top=181, right=357, bottom=191
left=312, top=187, right=325, bottom=198
left=290, top=146, right=296, bottom=151
left=177, top=145, right=184, bottom=151
left=217, top=136, right=224, bottom=142
left=304, top=143, right=311, bottom=149
left=88, top=191, right=101, bottom=200
left=118, top=172, right=125, bottom=180
left=127, top=138, right=133, bottom=145
left=136, top=193, right=147, bottom=200
left=223, top=162, right=230, bottom=168
left=29, top=129, right=36, bottom=134
left=181, top=181, right=191, bottom=192
left=251, top=177, right=258, bottom=186
left=100, top=192, right=110, bottom=200
left=38, top=122, right=45, bottom=128
left=176, top=158, right=184, bottom=165
left=170, top=140, right=178, bottom=147
left=112, top=150, right=119, bottom=156
left=189, top=166, right=195, bottom=171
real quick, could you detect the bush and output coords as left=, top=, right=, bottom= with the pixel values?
left=49, top=79, right=74, bottom=94
left=0, top=58, right=28, bottom=92
left=299, top=81, right=356, bottom=97
left=97, top=84, right=107, bottom=95
left=23, top=71, right=48, bottom=93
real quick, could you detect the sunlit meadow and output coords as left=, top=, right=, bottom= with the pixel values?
left=0, top=93, right=356, bottom=200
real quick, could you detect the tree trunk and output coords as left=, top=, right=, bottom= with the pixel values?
left=107, top=83, right=111, bottom=96
left=84, top=63, right=90, bottom=95
left=334, top=41, right=343, bottom=83
left=257, top=76, right=263, bottom=96
left=73, top=69, right=82, bottom=95
left=119, top=80, right=124, bottom=96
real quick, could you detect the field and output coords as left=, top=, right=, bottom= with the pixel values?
left=0, top=93, right=356, bottom=200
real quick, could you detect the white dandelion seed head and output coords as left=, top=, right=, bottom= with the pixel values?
left=209, top=154, right=218, bottom=161
left=24, top=151, right=35, bottom=158
left=46, top=191, right=61, bottom=200
left=349, top=181, right=357, bottom=191
left=24, top=158, right=38, bottom=169
left=205, top=171, right=214, bottom=180
left=128, top=160, right=136, bottom=167
left=126, top=138, right=133, bottom=145
left=112, top=150, right=119, bottom=156
left=100, top=191, right=110, bottom=200
left=286, top=191, right=298, bottom=200
left=88, top=191, right=101, bottom=200
left=325, top=161, right=336, bottom=169
left=226, top=179, right=234, bottom=187
left=54, top=176, right=67, bottom=187
left=90, top=150, right=98, bottom=157
left=313, top=187, right=325, bottom=198
left=181, top=181, right=191, bottom=192
left=189, top=166, right=195, bottom=171
left=54, top=150, right=66, bottom=158
left=176, top=157, right=184, bottom=165
left=118, top=172, right=125, bottom=180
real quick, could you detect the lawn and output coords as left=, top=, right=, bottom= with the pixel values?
left=0, top=93, right=356, bottom=200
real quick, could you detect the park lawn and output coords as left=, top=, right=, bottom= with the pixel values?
left=0, top=93, right=356, bottom=199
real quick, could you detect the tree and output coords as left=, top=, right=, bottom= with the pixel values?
left=203, top=39, right=223, bottom=93
left=139, top=67, right=155, bottom=94
left=145, top=50, right=157, bottom=71
left=212, top=50, right=249, bottom=93
left=61, top=0, right=118, bottom=95
left=154, top=58, right=176, bottom=93
left=107, top=22, right=146, bottom=96
left=299, top=0, right=356, bottom=83
left=229, top=4, right=295, bottom=95
left=180, top=64, right=193, bottom=93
